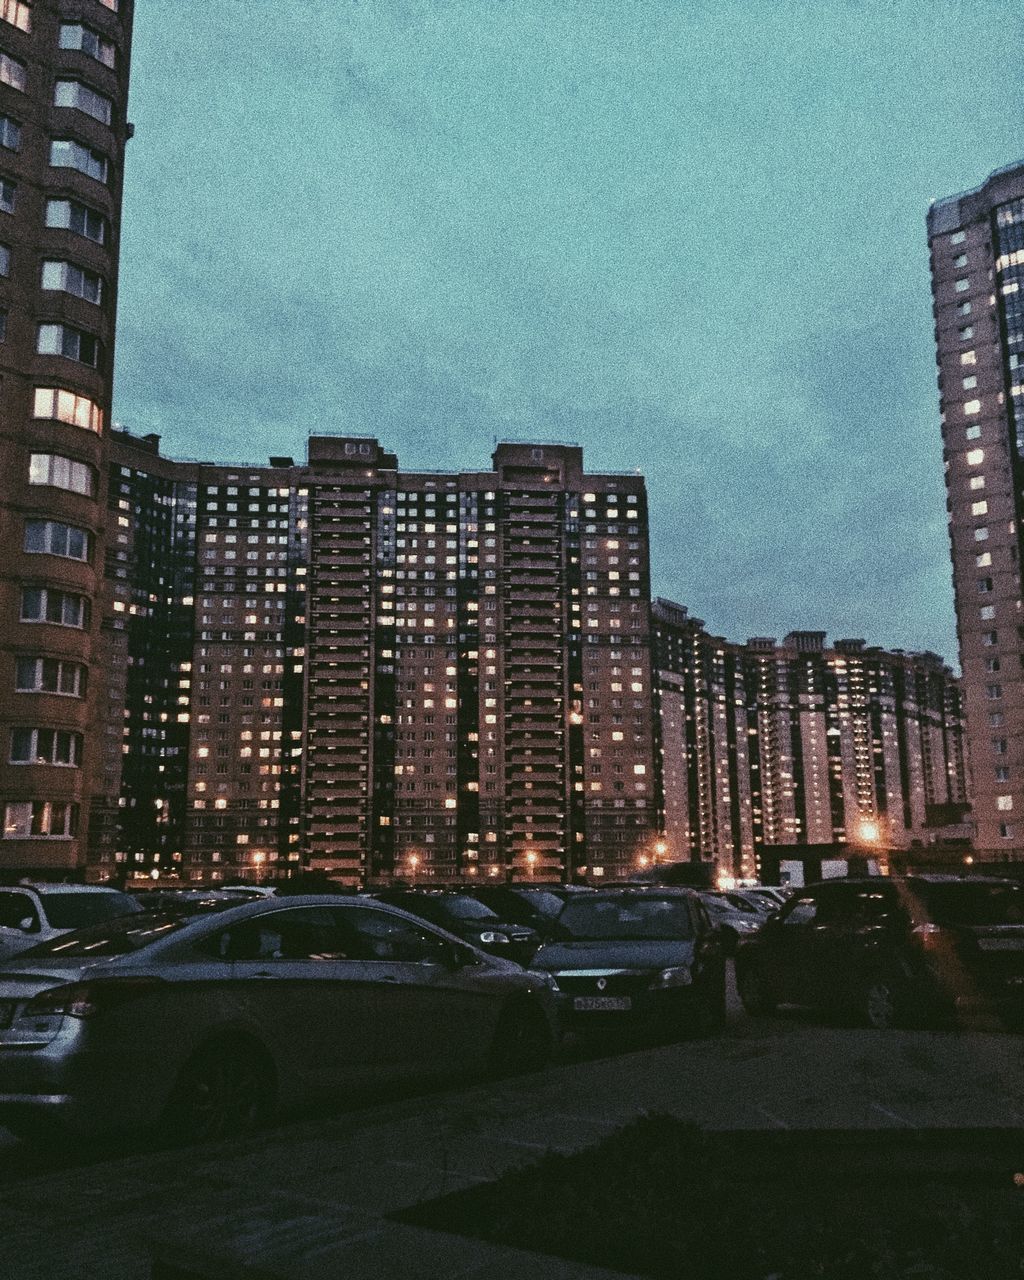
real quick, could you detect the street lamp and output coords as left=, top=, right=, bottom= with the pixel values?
left=637, top=854, right=650, bottom=870
left=407, top=852, right=420, bottom=883
left=654, top=839, right=668, bottom=862
left=525, top=850, right=538, bottom=878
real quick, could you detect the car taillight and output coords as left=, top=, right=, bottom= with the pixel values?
left=22, top=977, right=164, bottom=1020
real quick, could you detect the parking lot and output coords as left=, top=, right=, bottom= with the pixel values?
left=1, top=969, right=1022, bottom=1280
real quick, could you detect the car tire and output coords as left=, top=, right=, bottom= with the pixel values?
left=862, top=977, right=904, bottom=1031
left=160, top=1040, right=274, bottom=1145
left=736, top=963, right=777, bottom=1017
left=488, top=1002, right=552, bottom=1077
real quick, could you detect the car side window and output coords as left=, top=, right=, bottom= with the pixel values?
left=0, top=891, right=39, bottom=931
left=347, top=907, right=452, bottom=964
left=209, top=908, right=359, bottom=962
left=780, top=896, right=818, bottom=927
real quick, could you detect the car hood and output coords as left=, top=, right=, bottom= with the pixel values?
left=530, top=939, right=696, bottom=972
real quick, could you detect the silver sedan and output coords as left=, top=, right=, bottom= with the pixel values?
left=0, top=895, right=555, bottom=1143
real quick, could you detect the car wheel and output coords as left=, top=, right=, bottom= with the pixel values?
left=488, top=1002, right=552, bottom=1077
left=736, top=962, right=777, bottom=1017
left=862, top=977, right=903, bottom=1031
left=160, top=1040, right=274, bottom=1145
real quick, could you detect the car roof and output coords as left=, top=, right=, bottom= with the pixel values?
left=565, top=886, right=698, bottom=901
left=13, top=882, right=126, bottom=895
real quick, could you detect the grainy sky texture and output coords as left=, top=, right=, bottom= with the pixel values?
left=114, top=1, right=1024, bottom=665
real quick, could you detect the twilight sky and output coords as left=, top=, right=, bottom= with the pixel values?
left=113, top=1, right=1024, bottom=666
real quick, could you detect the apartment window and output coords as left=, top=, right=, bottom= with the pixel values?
left=950, top=231, right=966, bottom=245
left=33, top=386, right=103, bottom=433
left=966, top=448, right=984, bottom=465
left=971, top=500, right=988, bottom=516
left=969, top=476, right=985, bottom=491
left=996, top=767, right=1011, bottom=782
left=49, top=138, right=107, bottom=183
left=1000, top=823, right=1014, bottom=839
left=97, top=0, right=118, bottom=10
left=0, top=241, right=7, bottom=276
left=966, top=425, right=981, bottom=440
left=58, top=23, right=115, bottom=67
left=978, top=577, right=993, bottom=593
left=957, top=301, right=972, bottom=315
left=0, top=177, right=14, bottom=213
left=28, top=452, right=95, bottom=496
left=996, top=795, right=1014, bottom=812
left=0, top=51, right=25, bottom=90
left=963, top=375, right=978, bottom=390
left=960, top=350, right=977, bottom=366
left=954, top=278, right=970, bottom=293
left=37, top=323, right=101, bottom=367
left=982, top=631, right=998, bottom=646
left=976, top=552, right=992, bottom=567
left=964, top=399, right=981, bottom=415
left=2, top=800, right=78, bottom=838
left=959, top=325, right=974, bottom=340
left=0, top=113, right=19, bottom=150
left=15, top=656, right=86, bottom=697
left=45, top=197, right=106, bottom=243
left=10, top=727, right=82, bottom=766
left=993, top=738, right=1008, bottom=754
left=24, top=518, right=91, bottom=561
left=974, top=526, right=989, bottom=541
left=980, top=606, right=995, bottom=621
left=987, top=684, right=1003, bottom=700
left=53, top=80, right=112, bottom=125
left=41, top=259, right=102, bottom=304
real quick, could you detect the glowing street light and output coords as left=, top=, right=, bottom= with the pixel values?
left=407, top=851, right=420, bottom=883
left=856, top=819, right=881, bottom=845
left=525, top=850, right=538, bottom=877
left=637, top=854, right=650, bottom=869
left=654, top=839, right=668, bottom=862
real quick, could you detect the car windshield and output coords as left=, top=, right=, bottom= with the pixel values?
left=512, top=890, right=567, bottom=918
left=17, top=912, right=192, bottom=958
left=558, top=897, right=694, bottom=941
left=436, top=895, right=499, bottom=921
left=40, top=891, right=141, bottom=930
left=918, top=881, right=1024, bottom=927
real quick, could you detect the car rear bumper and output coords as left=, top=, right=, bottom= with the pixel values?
left=554, top=986, right=704, bottom=1036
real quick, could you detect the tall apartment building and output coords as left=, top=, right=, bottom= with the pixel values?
left=0, top=0, right=133, bottom=873
left=651, top=600, right=968, bottom=880
left=89, top=434, right=659, bottom=886
left=929, top=161, right=1024, bottom=861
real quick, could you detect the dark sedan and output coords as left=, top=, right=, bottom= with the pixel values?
left=529, top=889, right=727, bottom=1042
left=370, top=890, right=541, bottom=965
left=461, top=885, right=587, bottom=943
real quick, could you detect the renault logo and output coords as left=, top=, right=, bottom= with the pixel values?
left=596, top=978, right=607, bottom=991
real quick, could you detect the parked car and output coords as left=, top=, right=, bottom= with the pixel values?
left=529, top=888, right=727, bottom=1041
left=0, top=895, right=555, bottom=1143
left=698, top=891, right=765, bottom=953
left=370, top=889, right=541, bottom=964
left=132, top=888, right=257, bottom=917
left=734, top=875, right=1024, bottom=1029
left=741, top=886, right=791, bottom=911
left=0, top=884, right=141, bottom=962
left=461, top=885, right=585, bottom=942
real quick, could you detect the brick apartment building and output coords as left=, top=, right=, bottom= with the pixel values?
left=88, top=433, right=660, bottom=886
left=0, top=0, right=133, bottom=872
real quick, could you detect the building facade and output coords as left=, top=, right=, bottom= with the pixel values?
left=929, top=161, right=1024, bottom=861
left=0, top=0, right=133, bottom=873
left=651, top=600, right=968, bottom=880
left=89, top=435, right=659, bottom=886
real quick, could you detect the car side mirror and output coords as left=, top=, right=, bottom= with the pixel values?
left=19, top=916, right=38, bottom=933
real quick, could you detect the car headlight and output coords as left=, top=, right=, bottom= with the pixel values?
left=478, top=930, right=511, bottom=945
left=650, top=966, right=693, bottom=989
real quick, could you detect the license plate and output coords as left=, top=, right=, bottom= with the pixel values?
left=0, top=1001, right=15, bottom=1030
left=979, top=937, right=1024, bottom=951
left=573, top=996, right=632, bottom=1012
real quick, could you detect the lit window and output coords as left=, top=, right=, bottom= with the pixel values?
left=53, top=80, right=112, bottom=125
left=954, top=278, right=970, bottom=293
left=2, top=800, right=78, bottom=838
left=953, top=253, right=968, bottom=268
left=950, top=231, right=966, bottom=245
left=974, top=526, right=989, bottom=541
left=964, top=399, right=981, bottom=415
left=959, top=325, right=974, bottom=339
left=0, top=1, right=29, bottom=31
left=966, top=448, right=984, bottom=465
left=971, top=500, right=988, bottom=516
left=976, top=552, right=992, bottom=567
left=49, top=138, right=107, bottom=183
left=58, top=23, right=115, bottom=67
left=962, top=375, right=977, bottom=389
left=0, top=50, right=25, bottom=90
left=996, top=795, right=1014, bottom=812
left=0, top=113, right=19, bottom=150
left=966, top=425, right=981, bottom=440
left=957, top=301, right=972, bottom=315
left=28, top=452, right=94, bottom=496
left=97, top=0, right=118, bottom=10
left=41, top=259, right=102, bottom=303
left=45, top=198, right=106, bottom=243
left=36, top=323, right=101, bottom=367
left=0, top=177, right=15, bottom=213
left=33, top=386, right=103, bottom=432
left=960, top=349, right=977, bottom=366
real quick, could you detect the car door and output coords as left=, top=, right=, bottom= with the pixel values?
left=345, top=905, right=495, bottom=1073
left=209, top=905, right=379, bottom=1095
left=769, top=891, right=823, bottom=1005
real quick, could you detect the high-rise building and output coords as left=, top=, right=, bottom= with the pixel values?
left=651, top=600, right=968, bottom=879
left=90, top=434, right=660, bottom=886
left=0, top=0, right=134, bottom=873
left=929, top=161, right=1024, bottom=861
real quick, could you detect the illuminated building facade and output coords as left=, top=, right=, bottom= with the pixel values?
left=89, top=435, right=660, bottom=885
left=929, top=161, right=1024, bottom=861
left=0, top=0, right=134, bottom=873
left=651, top=600, right=967, bottom=879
